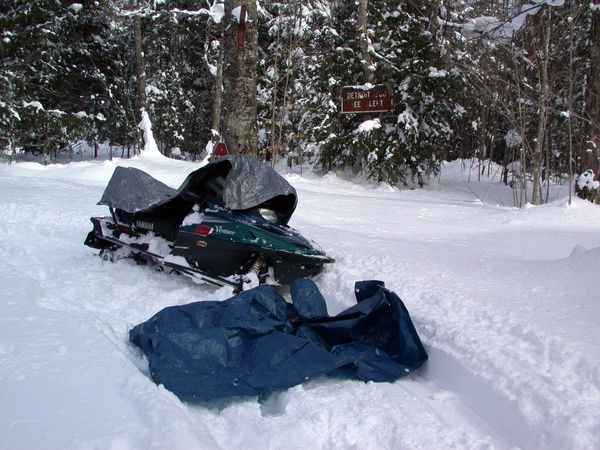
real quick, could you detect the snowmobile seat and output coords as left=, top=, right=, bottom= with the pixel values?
left=202, top=176, right=225, bottom=204
left=181, top=191, right=203, bottom=203
left=112, top=207, right=186, bottom=242
left=181, top=175, right=227, bottom=207
left=137, top=211, right=182, bottom=241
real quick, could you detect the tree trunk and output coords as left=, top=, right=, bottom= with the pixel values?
left=532, top=10, right=552, bottom=205
left=222, top=0, right=258, bottom=156
left=268, top=22, right=280, bottom=163
left=211, top=40, right=225, bottom=134
left=358, top=0, right=373, bottom=84
left=133, top=2, right=149, bottom=153
left=133, top=10, right=146, bottom=112
left=567, top=1, right=575, bottom=204
left=205, top=12, right=225, bottom=136
left=585, top=1, right=600, bottom=188
left=272, top=2, right=303, bottom=167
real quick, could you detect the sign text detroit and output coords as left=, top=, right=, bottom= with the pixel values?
left=341, top=85, right=393, bottom=114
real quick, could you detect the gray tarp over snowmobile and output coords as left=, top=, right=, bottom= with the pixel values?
left=98, top=155, right=298, bottom=225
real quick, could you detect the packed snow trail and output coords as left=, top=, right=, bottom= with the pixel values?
left=1, top=158, right=600, bottom=449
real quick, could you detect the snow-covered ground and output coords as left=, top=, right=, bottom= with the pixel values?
left=1, top=155, right=599, bottom=449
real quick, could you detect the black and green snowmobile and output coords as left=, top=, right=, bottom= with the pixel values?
left=84, top=156, right=334, bottom=290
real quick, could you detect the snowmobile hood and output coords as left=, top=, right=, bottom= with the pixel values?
left=98, top=156, right=298, bottom=224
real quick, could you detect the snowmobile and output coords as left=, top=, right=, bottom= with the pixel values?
left=84, top=155, right=334, bottom=290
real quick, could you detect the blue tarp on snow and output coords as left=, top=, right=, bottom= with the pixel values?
left=129, top=279, right=428, bottom=402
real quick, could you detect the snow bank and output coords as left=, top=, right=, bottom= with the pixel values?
left=138, top=110, right=164, bottom=160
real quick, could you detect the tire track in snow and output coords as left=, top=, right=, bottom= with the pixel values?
left=0, top=261, right=221, bottom=450
left=319, top=246, right=600, bottom=449
left=399, top=281, right=600, bottom=449
left=308, top=254, right=510, bottom=447
left=0, top=195, right=227, bottom=449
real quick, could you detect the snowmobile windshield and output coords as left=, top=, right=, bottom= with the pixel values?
left=98, top=156, right=298, bottom=225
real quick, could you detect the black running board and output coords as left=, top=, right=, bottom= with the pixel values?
left=96, top=234, right=243, bottom=290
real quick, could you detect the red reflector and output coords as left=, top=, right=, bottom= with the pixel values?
left=194, top=224, right=213, bottom=236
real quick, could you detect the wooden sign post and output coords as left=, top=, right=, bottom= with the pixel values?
left=236, top=5, right=247, bottom=53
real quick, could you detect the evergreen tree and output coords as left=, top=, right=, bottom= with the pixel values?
left=141, top=1, right=217, bottom=156
left=314, top=0, right=469, bottom=185
left=1, top=1, right=112, bottom=159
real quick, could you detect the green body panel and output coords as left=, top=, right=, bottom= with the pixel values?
left=178, top=203, right=325, bottom=257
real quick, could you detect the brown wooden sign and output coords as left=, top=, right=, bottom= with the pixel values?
left=341, top=85, right=393, bottom=114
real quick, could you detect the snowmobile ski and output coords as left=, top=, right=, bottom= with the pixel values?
left=87, top=226, right=243, bottom=289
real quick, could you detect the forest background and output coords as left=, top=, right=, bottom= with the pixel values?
left=1, top=0, right=599, bottom=205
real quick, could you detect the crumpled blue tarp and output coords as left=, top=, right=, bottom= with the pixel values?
left=129, top=279, right=428, bottom=402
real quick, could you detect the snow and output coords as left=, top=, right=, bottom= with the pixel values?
left=145, top=84, right=163, bottom=97
left=23, top=100, right=44, bottom=111
left=576, top=169, right=600, bottom=191
left=182, top=205, right=204, bottom=226
left=505, top=129, right=523, bottom=148
left=165, top=1, right=223, bottom=25
left=231, top=6, right=244, bottom=23
left=398, top=106, right=418, bottom=132
left=428, top=67, right=447, bottom=78
left=208, top=0, right=225, bottom=24
left=346, top=82, right=375, bottom=90
left=207, top=60, right=217, bottom=77
left=137, top=110, right=164, bottom=159
left=462, top=1, right=566, bottom=40
left=1, top=157, right=600, bottom=449
left=354, top=118, right=381, bottom=134
left=533, top=0, right=565, bottom=6
left=462, top=16, right=503, bottom=37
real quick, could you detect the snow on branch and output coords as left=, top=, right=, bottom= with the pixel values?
left=115, top=0, right=224, bottom=24
left=460, top=1, right=566, bottom=40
